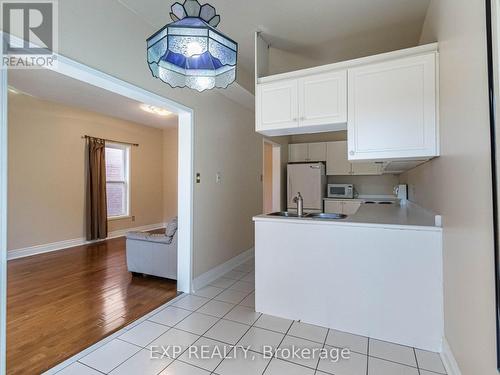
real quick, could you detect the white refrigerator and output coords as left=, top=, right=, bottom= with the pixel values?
left=287, top=163, right=326, bottom=213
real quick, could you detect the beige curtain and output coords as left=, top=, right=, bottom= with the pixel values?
left=86, top=137, right=108, bottom=240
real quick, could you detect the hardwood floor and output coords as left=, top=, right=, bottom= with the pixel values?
left=7, top=232, right=178, bottom=375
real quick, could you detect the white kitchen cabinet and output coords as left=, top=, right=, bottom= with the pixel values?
left=256, top=72, right=347, bottom=136
left=347, top=53, right=438, bottom=161
left=326, top=141, right=382, bottom=176
left=289, top=144, right=309, bottom=162
left=307, top=142, right=327, bottom=161
left=326, top=141, right=351, bottom=175
left=324, top=200, right=361, bottom=215
left=298, top=70, right=347, bottom=128
left=342, top=201, right=362, bottom=215
left=289, top=142, right=326, bottom=162
left=257, top=80, right=298, bottom=133
left=324, top=201, right=344, bottom=214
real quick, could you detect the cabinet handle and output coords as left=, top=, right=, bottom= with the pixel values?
left=293, top=118, right=298, bottom=121
left=300, top=117, right=305, bottom=121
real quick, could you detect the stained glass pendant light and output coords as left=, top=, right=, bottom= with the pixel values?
left=147, top=0, right=238, bottom=92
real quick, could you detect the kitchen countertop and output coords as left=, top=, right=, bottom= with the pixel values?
left=254, top=201, right=441, bottom=231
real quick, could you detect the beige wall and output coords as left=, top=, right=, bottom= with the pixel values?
left=8, top=93, right=178, bottom=251
left=268, top=47, right=319, bottom=76
left=400, top=1, right=497, bottom=373
left=1, top=0, right=263, bottom=278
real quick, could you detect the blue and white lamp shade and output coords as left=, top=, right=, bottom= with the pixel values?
left=147, top=1, right=237, bottom=92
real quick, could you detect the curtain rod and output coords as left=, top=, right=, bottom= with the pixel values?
left=82, top=135, right=139, bottom=147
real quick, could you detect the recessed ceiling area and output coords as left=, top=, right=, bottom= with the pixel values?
left=117, top=0, right=431, bottom=84
left=8, top=69, right=178, bottom=129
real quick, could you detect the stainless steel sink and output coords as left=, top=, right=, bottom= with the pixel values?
left=267, top=211, right=300, bottom=218
left=306, top=213, right=348, bottom=220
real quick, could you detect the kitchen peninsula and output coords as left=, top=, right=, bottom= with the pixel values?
left=253, top=202, right=443, bottom=352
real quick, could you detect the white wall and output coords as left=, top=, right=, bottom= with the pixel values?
left=400, top=0, right=497, bottom=373
left=44, top=0, right=262, bottom=278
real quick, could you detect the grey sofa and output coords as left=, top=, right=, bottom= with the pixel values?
left=125, top=217, right=177, bottom=279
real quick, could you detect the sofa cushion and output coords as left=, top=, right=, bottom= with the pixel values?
left=165, top=217, right=178, bottom=237
left=126, top=231, right=173, bottom=244
left=126, top=231, right=149, bottom=241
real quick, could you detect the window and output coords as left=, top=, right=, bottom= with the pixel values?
left=105, top=143, right=130, bottom=218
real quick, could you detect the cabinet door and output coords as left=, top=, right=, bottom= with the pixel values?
left=298, top=70, right=347, bottom=127
left=308, top=142, right=327, bottom=161
left=324, top=201, right=343, bottom=214
left=326, top=141, right=352, bottom=175
left=351, top=162, right=382, bottom=175
left=342, top=201, right=361, bottom=215
left=257, top=80, right=299, bottom=132
left=347, top=53, right=437, bottom=160
left=289, top=144, right=309, bottom=162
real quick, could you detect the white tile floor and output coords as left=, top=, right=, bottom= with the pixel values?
left=50, top=259, right=447, bottom=375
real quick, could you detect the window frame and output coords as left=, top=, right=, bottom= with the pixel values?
left=105, top=142, right=131, bottom=220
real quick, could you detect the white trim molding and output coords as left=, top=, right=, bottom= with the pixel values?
left=440, top=337, right=462, bottom=375
left=0, top=40, right=8, bottom=375
left=192, top=248, right=254, bottom=292
left=7, top=223, right=166, bottom=261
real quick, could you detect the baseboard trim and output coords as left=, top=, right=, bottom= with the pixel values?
left=441, top=337, right=462, bottom=375
left=7, top=222, right=166, bottom=260
left=192, top=247, right=254, bottom=292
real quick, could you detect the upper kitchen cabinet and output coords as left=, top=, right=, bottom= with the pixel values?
left=307, top=142, right=328, bottom=161
left=289, top=142, right=327, bottom=162
left=347, top=52, right=438, bottom=161
left=257, top=80, right=298, bottom=133
left=256, top=71, right=347, bottom=136
left=298, top=71, right=347, bottom=128
left=326, top=141, right=382, bottom=176
left=289, top=143, right=308, bottom=162
left=255, top=34, right=439, bottom=166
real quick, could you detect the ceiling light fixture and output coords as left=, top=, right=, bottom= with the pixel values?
left=146, top=0, right=238, bottom=92
left=140, top=104, right=172, bottom=116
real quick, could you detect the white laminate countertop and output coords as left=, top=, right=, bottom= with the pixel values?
left=254, top=201, right=441, bottom=231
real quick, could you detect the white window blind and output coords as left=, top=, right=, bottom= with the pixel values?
left=105, top=143, right=130, bottom=218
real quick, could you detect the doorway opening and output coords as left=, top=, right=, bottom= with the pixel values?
left=0, top=33, right=194, bottom=375
left=262, top=139, right=281, bottom=213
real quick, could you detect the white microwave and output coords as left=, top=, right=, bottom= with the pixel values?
left=327, top=184, right=354, bottom=199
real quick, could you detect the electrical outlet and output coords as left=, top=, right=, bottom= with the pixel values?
left=131, top=215, right=136, bottom=222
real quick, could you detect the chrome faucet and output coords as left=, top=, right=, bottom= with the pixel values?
left=293, top=192, right=304, bottom=217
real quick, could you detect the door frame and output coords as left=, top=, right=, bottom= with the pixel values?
left=0, top=32, right=195, bottom=375
left=262, top=138, right=281, bottom=213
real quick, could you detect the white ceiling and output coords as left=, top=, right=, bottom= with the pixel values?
left=8, top=69, right=179, bottom=129
left=117, top=0, right=431, bottom=81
